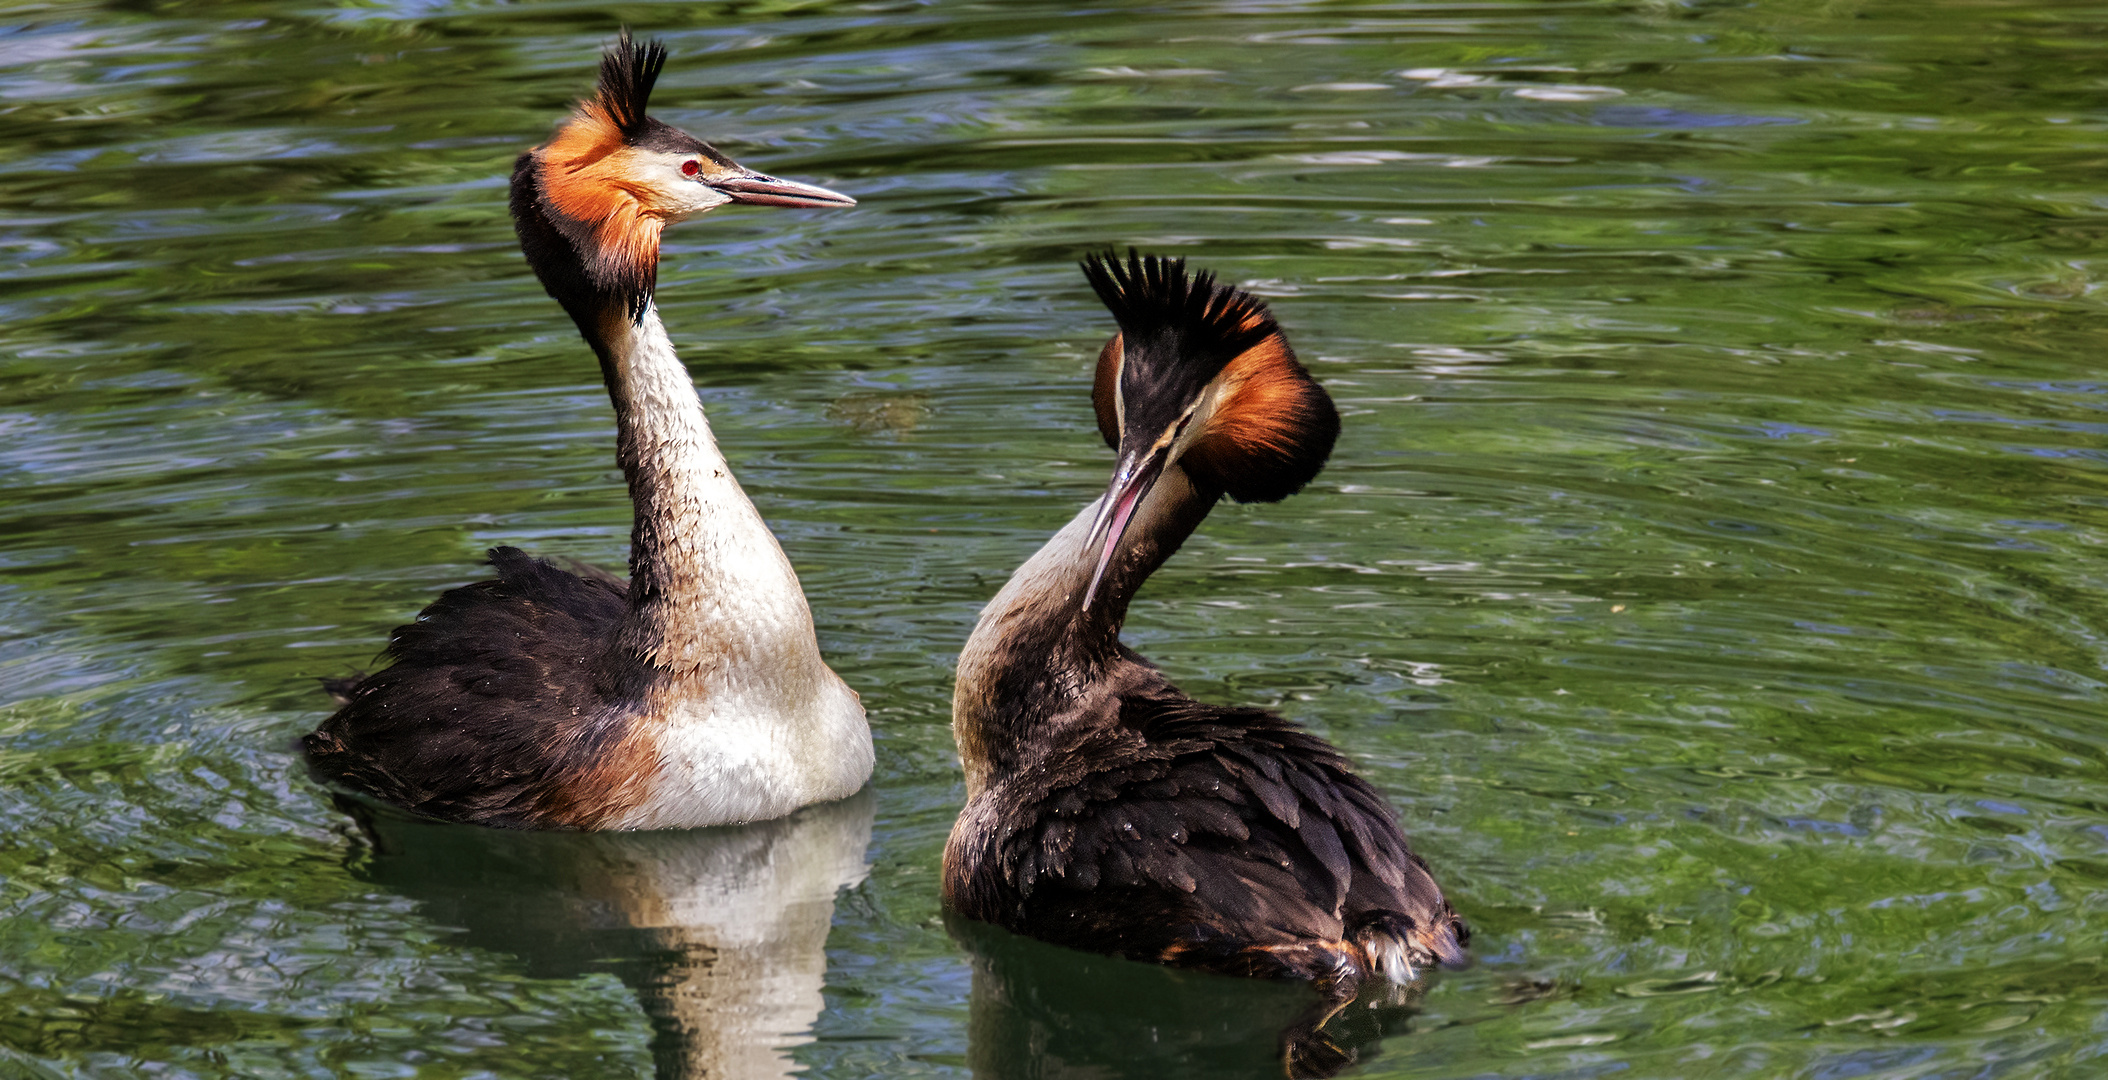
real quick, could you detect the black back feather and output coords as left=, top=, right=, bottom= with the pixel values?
left=945, top=663, right=1466, bottom=982
left=597, top=30, right=667, bottom=139
left=303, top=547, right=641, bottom=828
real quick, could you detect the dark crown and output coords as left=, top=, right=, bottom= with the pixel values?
left=597, top=31, right=667, bottom=139
left=1081, top=250, right=1278, bottom=377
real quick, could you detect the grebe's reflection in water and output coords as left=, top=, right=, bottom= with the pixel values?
left=342, top=790, right=873, bottom=1079
left=948, top=912, right=1428, bottom=1080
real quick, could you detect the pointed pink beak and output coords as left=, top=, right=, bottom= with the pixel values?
left=711, top=170, right=856, bottom=209
left=1081, top=446, right=1168, bottom=611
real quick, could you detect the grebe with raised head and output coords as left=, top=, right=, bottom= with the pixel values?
left=304, top=33, right=870, bottom=831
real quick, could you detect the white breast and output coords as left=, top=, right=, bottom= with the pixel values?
left=612, top=662, right=871, bottom=831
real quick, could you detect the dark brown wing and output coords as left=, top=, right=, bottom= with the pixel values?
left=949, top=690, right=1462, bottom=980
left=302, top=546, right=634, bottom=829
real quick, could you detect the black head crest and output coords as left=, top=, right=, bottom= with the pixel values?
left=598, top=30, right=667, bottom=139
left=1080, top=250, right=1336, bottom=503
left=1080, top=250, right=1277, bottom=371
left=1081, top=250, right=1284, bottom=450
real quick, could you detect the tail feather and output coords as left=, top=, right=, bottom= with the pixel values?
left=1414, top=914, right=1469, bottom=970
left=1349, top=909, right=1468, bottom=985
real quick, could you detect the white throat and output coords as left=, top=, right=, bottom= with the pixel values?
left=601, top=302, right=871, bottom=828
left=607, top=304, right=812, bottom=670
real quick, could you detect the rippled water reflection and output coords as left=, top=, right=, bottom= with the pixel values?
left=4, top=1, right=2107, bottom=1076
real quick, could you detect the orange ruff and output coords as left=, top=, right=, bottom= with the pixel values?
left=1186, top=333, right=1324, bottom=480
left=539, top=102, right=667, bottom=282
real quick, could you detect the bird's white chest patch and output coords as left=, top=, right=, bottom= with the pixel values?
left=611, top=668, right=872, bottom=831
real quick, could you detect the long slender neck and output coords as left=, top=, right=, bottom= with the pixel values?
left=576, top=301, right=816, bottom=689
left=951, top=462, right=1218, bottom=795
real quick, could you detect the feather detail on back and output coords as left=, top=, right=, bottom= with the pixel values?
left=303, top=547, right=656, bottom=830
left=944, top=662, right=1466, bottom=982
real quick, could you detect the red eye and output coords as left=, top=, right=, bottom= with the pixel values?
left=681, top=160, right=701, bottom=177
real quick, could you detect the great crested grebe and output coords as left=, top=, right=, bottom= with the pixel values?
left=304, top=33, right=870, bottom=830
left=944, top=253, right=1467, bottom=1020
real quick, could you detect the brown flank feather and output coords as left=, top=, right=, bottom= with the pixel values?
left=551, top=720, right=662, bottom=828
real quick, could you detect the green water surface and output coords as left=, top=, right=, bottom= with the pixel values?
left=3, top=0, right=2107, bottom=1076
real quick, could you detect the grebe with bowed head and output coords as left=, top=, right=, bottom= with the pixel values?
left=943, top=254, right=1466, bottom=1061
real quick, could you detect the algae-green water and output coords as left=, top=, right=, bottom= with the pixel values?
left=3, top=1, right=2105, bottom=1076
